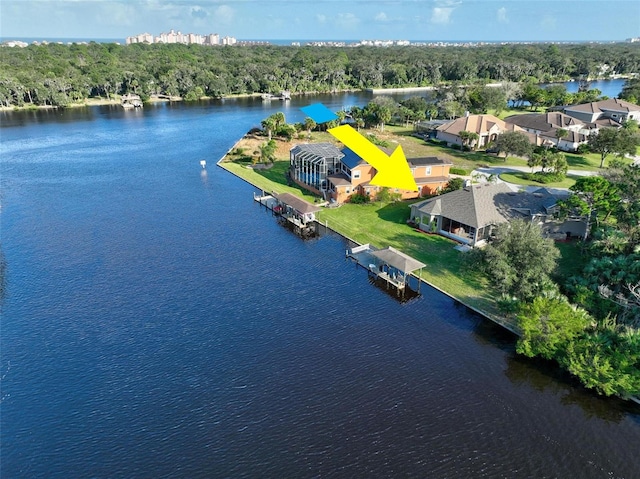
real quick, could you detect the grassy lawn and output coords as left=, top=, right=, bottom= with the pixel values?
left=220, top=160, right=321, bottom=202
left=315, top=201, right=497, bottom=314
left=499, top=172, right=578, bottom=189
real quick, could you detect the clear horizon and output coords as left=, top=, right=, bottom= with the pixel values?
left=2, top=1, right=639, bottom=43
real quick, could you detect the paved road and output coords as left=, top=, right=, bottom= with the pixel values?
left=467, top=165, right=598, bottom=195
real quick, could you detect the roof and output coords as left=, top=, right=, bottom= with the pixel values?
left=539, top=128, right=588, bottom=143
left=290, top=143, right=343, bottom=160
left=504, top=112, right=583, bottom=131
left=564, top=98, right=640, bottom=115
left=587, top=118, right=623, bottom=129
left=414, top=176, right=450, bottom=185
left=436, top=114, right=525, bottom=136
left=412, top=183, right=563, bottom=228
left=327, top=173, right=351, bottom=186
left=274, top=192, right=321, bottom=214
left=408, top=156, right=453, bottom=167
left=370, top=246, right=426, bottom=273
left=340, top=147, right=368, bottom=169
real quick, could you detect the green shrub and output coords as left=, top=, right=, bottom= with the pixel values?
left=522, top=172, right=565, bottom=184
left=365, top=133, right=390, bottom=148
left=349, top=193, right=370, bottom=204
left=450, top=167, right=469, bottom=175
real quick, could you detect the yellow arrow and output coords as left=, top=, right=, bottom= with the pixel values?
left=328, top=125, right=418, bottom=191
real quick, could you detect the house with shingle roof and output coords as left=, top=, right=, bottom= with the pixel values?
left=563, top=98, right=640, bottom=124
left=409, top=183, right=586, bottom=246
left=435, top=114, right=528, bottom=149
left=504, top=112, right=589, bottom=151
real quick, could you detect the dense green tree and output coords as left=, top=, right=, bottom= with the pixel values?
left=619, top=77, right=640, bottom=104
left=1, top=42, right=638, bottom=108
left=441, top=177, right=464, bottom=194
left=472, top=219, right=560, bottom=302
left=493, top=131, right=533, bottom=159
left=560, top=328, right=640, bottom=397
left=516, top=296, right=591, bottom=360
left=588, top=127, right=639, bottom=168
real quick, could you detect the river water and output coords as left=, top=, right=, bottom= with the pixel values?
left=1, top=89, right=639, bottom=478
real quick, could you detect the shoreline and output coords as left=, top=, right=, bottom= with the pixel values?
left=216, top=131, right=640, bottom=405
left=2, top=75, right=629, bottom=112
left=215, top=135, right=518, bottom=335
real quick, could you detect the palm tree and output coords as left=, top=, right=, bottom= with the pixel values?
left=261, top=117, right=276, bottom=141
left=303, top=117, right=316, bottom=139
left=272, top=112, right=285, bottom=129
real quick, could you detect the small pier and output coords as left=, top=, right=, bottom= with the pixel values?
left=347, top=244, right=426, bottom=297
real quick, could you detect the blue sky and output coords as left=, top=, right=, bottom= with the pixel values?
left=2, top=0, right=639, bottom=42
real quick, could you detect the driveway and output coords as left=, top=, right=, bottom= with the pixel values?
left=469, top=165, right=598, bottom=195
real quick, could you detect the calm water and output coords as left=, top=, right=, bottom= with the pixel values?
left=1, top=92, right=639, bottom=478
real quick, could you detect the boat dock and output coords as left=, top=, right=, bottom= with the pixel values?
left=254, top=192, right=320, bottom=237
left=347, top=244, right=426, bottom=296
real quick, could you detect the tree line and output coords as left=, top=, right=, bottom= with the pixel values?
left=1, top=41, right=639, bottom=107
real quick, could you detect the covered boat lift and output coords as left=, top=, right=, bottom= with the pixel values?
left=347, top=244, right=426, bottom=295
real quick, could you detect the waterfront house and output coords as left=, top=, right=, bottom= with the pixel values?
left=409, top=183, right=586, bottom=246
left=326, top=148, right=452, bottom=203
left=289, top=143, right=344, bottom=195
left=435, top=114, right=527, bottom=149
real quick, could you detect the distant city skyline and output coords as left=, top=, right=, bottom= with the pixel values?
left=2, top=0, right=639, bottom=43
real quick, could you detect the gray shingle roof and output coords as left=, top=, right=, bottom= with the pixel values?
left=504, top=112, right=583, bottom=131
left=408, top=156, right=453, bottom=167
left=413, top=183, right=563, bottom=228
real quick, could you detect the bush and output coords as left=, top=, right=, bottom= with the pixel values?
left=522, top=172, right=565, bottom=184
left=450, top=167, right=469, bottom=175
left=365, top=133, right=390, bottom=148
left=349, top=193, right=370, bottom=204
left=576, top=143, right=590, bottom=154
left=450, top=143, right=462, bottom=150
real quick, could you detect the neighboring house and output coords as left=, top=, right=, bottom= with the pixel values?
left=504, top=112, right=585, bottom=135
left=563, top=98, right=640, bottom=124
left=538, top=129, right=589, bottom=152
left=435, top=114, right=527, bottom=149
left=326, top=148, right=452, bottom=202
left=289, top=143, right=344, bottom=195
left=409, top=183, right=587, bottom=246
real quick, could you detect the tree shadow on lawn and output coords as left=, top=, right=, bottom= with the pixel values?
left=564, top=154, right=592, bottom=168
left=375, top=201, right=414, bottom=224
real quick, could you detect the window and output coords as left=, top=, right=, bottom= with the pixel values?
left=353, top=170, right=361, bottom=179
left=425, top=166, right=432, bottom=175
